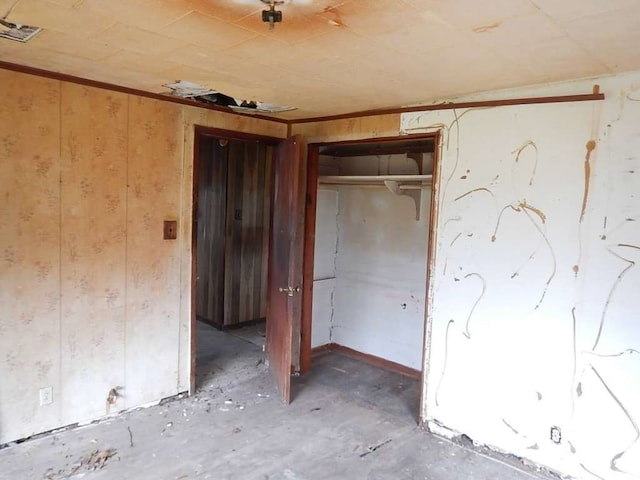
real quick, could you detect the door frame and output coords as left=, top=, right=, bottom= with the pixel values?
left=190, top=126, right=283, bottom=393
left=300, top=132, right=442, bottom=425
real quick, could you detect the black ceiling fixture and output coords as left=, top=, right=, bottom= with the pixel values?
left=261, top=0, right=283, bottom=31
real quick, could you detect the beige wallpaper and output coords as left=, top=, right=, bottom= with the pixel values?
left=125, top=95, right=183, bottom=408
left=0, top=71, right=62, bottom=441
left=290, top=114, right=401, bottom=143
left=59, top=83, right=129, bottom=424
left=0, top=67, right=287, bottom=443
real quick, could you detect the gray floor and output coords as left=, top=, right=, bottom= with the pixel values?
left=0, top=322, right=555, bottom=480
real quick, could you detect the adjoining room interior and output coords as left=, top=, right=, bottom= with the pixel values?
left=193, top=130, right=274, bottom=388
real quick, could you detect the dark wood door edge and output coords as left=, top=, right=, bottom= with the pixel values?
left=300, top=145, right=318, bottom=375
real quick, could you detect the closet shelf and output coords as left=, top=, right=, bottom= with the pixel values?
left=318, top=174, right=432, bottom=187
left=318, top=175, right=432, bottom=221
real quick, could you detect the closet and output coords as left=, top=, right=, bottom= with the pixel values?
left=195, top=135, right=272, bottom=329
left=311, top=138, right=435, bottom=373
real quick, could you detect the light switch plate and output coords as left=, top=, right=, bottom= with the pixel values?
left=164, top=220, right=177, bottom=240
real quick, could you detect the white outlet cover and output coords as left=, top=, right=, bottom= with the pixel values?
left=39, top=387, right=53, bottom=406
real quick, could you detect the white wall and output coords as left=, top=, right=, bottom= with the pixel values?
left=312, top=189, right=339, bottom=348
left=312, top=154, right=431, bottom=370
left=402, top=71, right=640, bottom=479
left=331, top=186, right=430, bottom=370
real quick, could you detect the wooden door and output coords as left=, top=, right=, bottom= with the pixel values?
left=266, top=135, right=304, bottom=404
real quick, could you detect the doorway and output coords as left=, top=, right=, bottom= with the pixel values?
left=301, top=134, right=440, bottom=424
left=192, top=128, right=276, bottom=391
left=191, top=128, right=304, bottom=404
left=194, top=133, right=273, bottom=330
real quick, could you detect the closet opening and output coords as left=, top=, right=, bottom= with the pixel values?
left=301, top=134, right=440, bottom=423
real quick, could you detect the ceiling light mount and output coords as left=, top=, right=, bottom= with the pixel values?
left=261, top=0, right=283, bottom=31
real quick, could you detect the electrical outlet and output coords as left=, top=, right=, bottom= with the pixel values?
left=39, top=387, right=53, bottom=406
left=550, top=426, right=562, bottom=444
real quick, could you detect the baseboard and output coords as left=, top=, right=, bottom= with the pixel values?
left=311, top=343, right=421, bottom=380
left=197, top=315, right=265, bottom=331
left=310, top=343, right=334, bottom=357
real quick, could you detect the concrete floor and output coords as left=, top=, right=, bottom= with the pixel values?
left=0, top=322, right=555, bottom=480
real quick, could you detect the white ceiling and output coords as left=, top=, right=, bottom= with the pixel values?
left=1, top=0, right=639, bottom=119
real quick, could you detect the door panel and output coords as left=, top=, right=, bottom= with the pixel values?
left=266, top=135, right=304, bottom=404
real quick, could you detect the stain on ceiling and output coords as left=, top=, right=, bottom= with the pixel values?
left=1, top=0, right=639, bottom=119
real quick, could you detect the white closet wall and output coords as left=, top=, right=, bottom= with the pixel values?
left=312, top=189, right=339, bottom=348
left=312, top=154, right=431, bottom=370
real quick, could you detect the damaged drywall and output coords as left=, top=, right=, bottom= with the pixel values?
left=402, top=71, right=640, bottom=479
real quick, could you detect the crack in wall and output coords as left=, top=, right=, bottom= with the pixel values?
left=328, top=288, right=336, bottom=343
left=329, top=188, right=341, bottom=343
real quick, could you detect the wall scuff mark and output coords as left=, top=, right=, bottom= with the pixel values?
left=584, top=348, right=640, bottom=358
left=511, top=140, right=538, bottom=186
left=454, top=187, right=498, bottom=220
left=502, top=418, right=520, bottom=435
left=570, top=307, right=578, bottom=419
left=580, top=140, right=597, bottom=223
left=575, top=140, right=598, bottom=277
left=589, top=365, right=640, bottom=473
left=592, top=244, right=639, bottom=351
left=435, top=319, right=454, bottom=407
left=581, top=463, right=606, bottom=480
left=491, top=200, right=555, bottom=309
left=520, top=203, right=556, bottom=309
left=462, top=273, right=486, bottom=339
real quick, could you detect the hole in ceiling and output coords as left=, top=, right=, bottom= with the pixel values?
left=163, top=80, right=296, bottom=114
left=0, top=18, right=41, bottom=42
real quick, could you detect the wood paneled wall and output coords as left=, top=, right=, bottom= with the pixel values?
left=196, top=138, right=272, bottom=328
left=226, top=141, right=273, bottom=326
left=196, top=139, right=227, bottom=325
